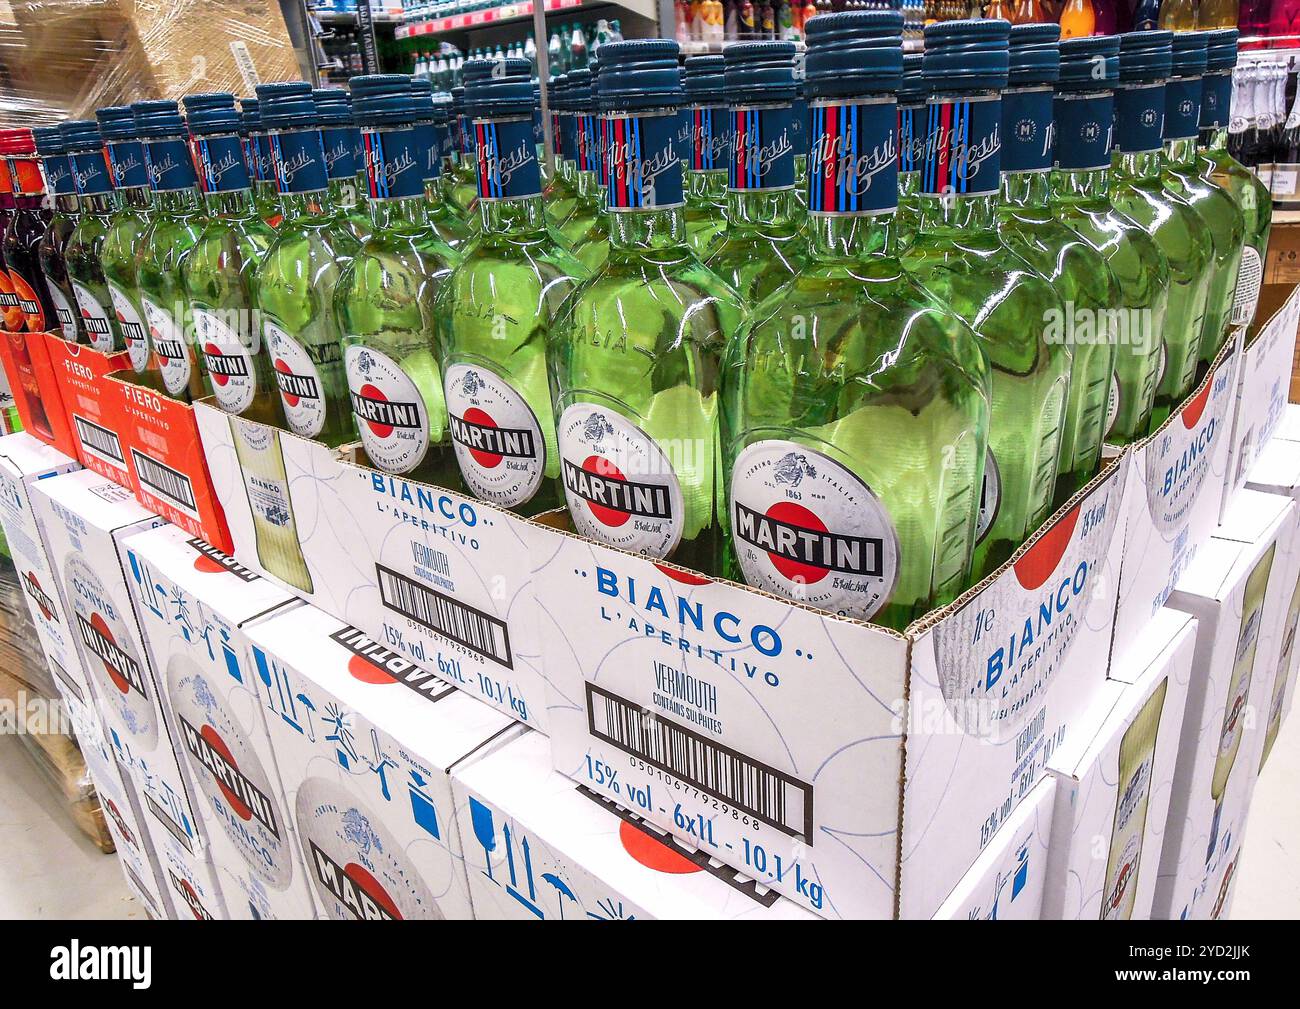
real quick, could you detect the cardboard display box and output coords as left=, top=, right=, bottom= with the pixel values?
left=1044, top=610, right=1194, bottom=920
left=1158, top=489, right=1300, bottom=920
left=122, top=525, right=317, bottom=920
left=195, top=402, right=552, bottom=732
left=42, top=334, right=136, bottom=491
left=0, top=433, right=91, bottom=705
left=0, top=330, right=78, bottom=458
left=932, top=777, right=1055, bottom=921
left=452, top=729, right=815, bottom=921
left=245, top=602, right=519, bottom=919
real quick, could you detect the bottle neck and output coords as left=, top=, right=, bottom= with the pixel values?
left=808, top=212, right=894, bottom=260
left=153, top=187, right=202, bottom=214
left=1163, top=136, right=1199, bottom=169
left=280, top=189, right=330, bottom=221
left=1203, top=126, right=1230, bottom=153
left=327, top=177, right=358, bottom=211
left=115, top=185, right=151, bottom=211
left=609, top=207, right=687, bottom=251
left=55, top=194, right=79, bottom=214
left=1050, top=164, right=1113, bottom=203
left=370, top=193, right=430, bottom=232
left=479, top=194, right=547, bottom=235
left=918, top=191, right=999, bottom=232
left=686, top=169, right=726, bottom=200
left=1117, top=149, right=1164, bottom=180
left=202, top=187, right=256, bottom=218
left=918, top=89, right=1003, bottom=233
left=79, top=193, right=115, bottom=215
left=725, top=187, right=801, bottom=228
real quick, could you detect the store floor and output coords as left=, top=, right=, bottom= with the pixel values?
left=1, top=717, right=1298, bottom=920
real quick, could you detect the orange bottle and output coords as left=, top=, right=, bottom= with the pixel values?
left=1059, top=0, right=1097, bottom=36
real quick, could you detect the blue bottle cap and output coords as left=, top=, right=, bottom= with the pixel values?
left=1058, top=34, right=1120, bottom=91
left=58, top=119, right=103, bottom=153
left=132, top=99, right=187, bottom=137
left=1204, top=29, right=1238, bottom=73
left=597, top=39, right=683, bottom=112
left=804, top=10, right=904, bottom=98
left=351, top=74, right=418, bottom=127
left=462, top=59, right=499, bottom=86
left=549, top=73, right=569, bottom=112
left=432, top=91, right=453, bottom=125
left=1118, top=30, right=1173, bottom=83
left=899, top=52, right=926, bottom=103
left=1008, top=22, right=1059, bottom=87
left=568, top=68, right=592, bottom=110
left=923, top=17, right=1010, bottom=93
left=1171, top=31, right=1208, bottom=77
left=255, top=82, right=318, bottom=129
left=465, top=58, right=534, bottom=119
left=684, top=54, right=726, bottom=105
left=723, top=41, right=798, bottom=103
left=95, top=105, right=138, bottom=140
left=239, top=97, right=263, bottom=133
left=313, top=88, right=352, bottom=127
left=182, top=92, right=242, bottom=135
left=32, top=126, right=66, bottom=155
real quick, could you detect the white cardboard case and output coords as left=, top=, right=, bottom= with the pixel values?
left=931, top=777, right=1055, bottom=921
left=0, top=433, right=89, bottom=704
left=1043, top=609, right=1194, bottom=920
left=26, top=469, right=217, bottom=861
left=195, top=402, right=550, bottom=732
left=1110, top=343, right=1241, bottom=664
left=146, top=814, right=228, bottom=920
left=452, top=730, right=816, bottom=920
left=121, top=525, right=317, bottom=920
left=245, top=602, right=519, bottom=919
left=1221, top=283, right=1300, bottom=507
left=535, top=455, right=1129, bottom=920
left=1158, top=489, right=1299, bottom=920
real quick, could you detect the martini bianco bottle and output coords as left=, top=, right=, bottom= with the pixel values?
left=230, top=415, right=313, bottom=593
left=1258, top=567, right=1300, bottom=770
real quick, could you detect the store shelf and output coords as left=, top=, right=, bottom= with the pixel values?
left=396, top=0, right=585, bottom=38
left=311, top=6, right=405, bottom=25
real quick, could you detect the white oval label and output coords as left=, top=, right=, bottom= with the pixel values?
left=196, top=308, right=258, bottom=414
left=445, top=363, right=546, bottom=508
left=729, top=440, right=899, bottom=620
left=344, top=345, right=430, bottom=474
left=108, top=283, right=151, bottom=372
left=1230, top=245, right=1263, bottom=329
left=1105, top=368, right=1120, bottom=438
left=47, top=282, right=79, bottom=342
left=558, top=403, right=684, bottom=559
left=70, top=280, right=115, bottom=352
left=141, top=295, right=192, bottom=395
left=265, top=320, right=327, bottom=438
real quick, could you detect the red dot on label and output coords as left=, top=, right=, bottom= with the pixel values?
left=582, top=455, right=630, bottom=528
left=90, top=612, right=131, bottom=695
left=360, top=383, right=393, bottom=439
left=204, top=342, right=229, bottom=386
left=200, top=724, right=254, bottom=821
left=766, top=501, right=831, bottom=586
left=274, top=358, right=299, bottom=407
left=345, top=862, right=403, bottom=919
left=347, top=653, right=396, bottom=685
left=618, top=821, right=702, bottom=874
left=464, top=407, right=503, bottom=469
left=192, top=554, right=225, bottom=574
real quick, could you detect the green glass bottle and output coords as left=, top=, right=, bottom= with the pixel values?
left=411, top=77, right=472, bottom=251
left=1162, top=32, right=1245, bottom=374
left=559, top=67, right=611, bottom=271
left=132, top=100, right=208, bottom=401
left=313, top=88, right=372, bottom=244
left=435, top=58, right=585, bottom=515
left=60, top=121, right=120, bottom=353
left=996, top=25, right=1119, bottom=506
left=335, top=75, right=459, bottom=486
left=792, top=78, right=809, bottom=204
left=553, top=40, right=744, bottom=573
left=253, top=83, right=359, bottom=447
left=181, top=92, right=281, bottom=425
left=705, top=42, right=806, bottom=306
left=903, top=19, right=1070, bottom=583
left=1051, top=36, right=1169, bottom=448
left=1110, top=31, right=1213, bottom=430
left=94, top=106, right=155, bottom=373
left=895, top=53, right=926, bottom=251
left=444, top=87, right=480, bottom=219
left=1199, top=29, right=1271, bottom=340
left=724, top=12, right=989, bottom=630
left=542, top=75, right=581, bottom=230
left=32, top=127, right=85, bottom=344
left=682, top=56, right=730, bottom=259
left=238, top=99, right=284, bottom=230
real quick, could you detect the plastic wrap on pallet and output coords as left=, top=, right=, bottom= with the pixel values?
left=0, top=0, right=307, bottom=127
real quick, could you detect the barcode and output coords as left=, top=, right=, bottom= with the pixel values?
left=376, top=564, right=512, bottom=667
left=587, top=683, right=813, bottom=840
left=130, top=448, right=198, bottom=516
left=73, top=414, right=126, bottom=467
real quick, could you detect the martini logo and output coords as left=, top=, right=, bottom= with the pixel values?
left=22, top=571, right=58, bottom=623
left=108, top=284, right=150, bottom=372
left=140, top=296, right=191, bottom=395
left=730, top=441, right=899, bottom=620
left=186, top=537, right=258, bottom=582
left=1103, top=832, right=1140, bottom=920
left=195, top=309, right=257, bottom=413
left=344, top=346, right=430, bottom=474
left=562, top=459, right=672, bottom=520
left=178, top=716, right=279, bottom=838
left=48, top=283, right=78, bottom=341
left=102, top=797, right=136, bottom=849
left=70, top=281, right=114, bottom=352
left=10, top=270, right=45, bottom=330
left=329, top=624, right=455, bottom=703
left=76, top=612, right=147, bottom=699
left=202, top=347, right=250, bottom=379
left=265, top=321, right=331, bottom=438
left=445, top=364, right=546, bottom=508
left=308, top=840, right=400, bottom=920
left=169, top=871, right=214, bottom=920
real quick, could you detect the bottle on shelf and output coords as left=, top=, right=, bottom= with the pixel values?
left=434, top=57, right=585, bottom=516
left=181, top=92, right=282, bottom=426
left=557, top=67, right=611, bottom=270
left=1059, top=0, right=1096, bottom=37
left=0, top=130, right=58, bottom=336
left=1157, top=0, right=1196, bottom=29
left=724, top=11, right=989, bottom=629
left=552, top=39, right=744, bottom=573
left=1109, top=30, right=1213, bottom=430
left=902, top=18, right=1069, bottom=583
left=240, top=99, right=285, bottom=229
left=312, top=87, right=371, bottom=242
left=895, top=52, right=926, bottom=250
left=682, top=55, right=731, bottom=257
left=1130, top=0, right=1160, bottom=29
left=445, top=86, right=480, bottom=219
left=335, top=74, right=460, bottom=486
left=94, top=105, right=155, bottom=372
left=32, top=126, right=85, bottom=344
left=132, top=100, right=210, bottom=402
left=571, top=23, right=589, bottom=69
left=704, top=40, right=806, bottom=305
left=61, top=121, right=123, bottom=353
left=1197, top=0, right=1239, bottom=27
left=996, top=24, right=1119, bottom=505
left=411, top=77, right=473, bottom=249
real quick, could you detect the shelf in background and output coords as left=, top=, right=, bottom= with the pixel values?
left=395, top=0, right=655, bottom=39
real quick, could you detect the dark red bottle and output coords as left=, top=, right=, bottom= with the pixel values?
left=0, top=129, right=56, bottom=335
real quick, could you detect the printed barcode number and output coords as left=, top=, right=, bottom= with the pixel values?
left=586, top=683, right=814, bottom=841
left=376, top=564, right=512, bottom=668
left=73, top=414, right=126, bottom=467
left=130, top=448, right=198, bottom=515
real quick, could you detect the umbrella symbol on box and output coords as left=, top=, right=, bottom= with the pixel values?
left=542, top=873, right=577, bottom=920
